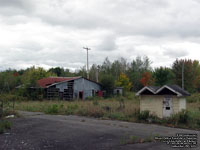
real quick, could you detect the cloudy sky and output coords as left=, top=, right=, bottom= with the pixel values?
left=1, top=0, right=200, bottom=71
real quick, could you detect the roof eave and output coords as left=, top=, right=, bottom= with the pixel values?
left=136, top=86, right=156, bottom=96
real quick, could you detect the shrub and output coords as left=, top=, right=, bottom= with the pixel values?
left=162, top=110, right=190, bottom=125
left=65, top=104, right=79, bottom=115
left=92, top=100, right=99, bottom=106
left=0, top=120, right=11, bottom=134
left=178, top=110, right=190, bottom=124
left=45, top=104, right=59, bottom=114
left=187, top=93, right=200, bottom=103
left=137, top=110, right=150, bottom=121
left=87, top=107, right=104, bottom=118
left=85, top=96, right=94, bottom=101
left=108, top=112, right=127, bottom=121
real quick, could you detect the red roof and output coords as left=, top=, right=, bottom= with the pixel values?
left=37, top=77, right=81, bottom=88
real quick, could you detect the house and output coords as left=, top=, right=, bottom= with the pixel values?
left=113, top=87, right=123, bottom=95
left=136, top=85, right=190, bottom=118
left=37, top=76, right=102, bottom=100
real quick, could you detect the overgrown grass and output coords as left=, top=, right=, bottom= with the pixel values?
left=15, top=98, right=140, bottom=118
left=14, top=92, right=200, bottom=130
left=0, top=120, right=12, bottom=134
left=120, top=133, right=156, bottom=145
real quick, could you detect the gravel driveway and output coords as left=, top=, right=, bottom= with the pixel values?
left=0, top=111, right=199, bottom=150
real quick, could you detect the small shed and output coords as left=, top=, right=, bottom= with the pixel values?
left=113, top=87, right=123, bottom=95
left=136, top=85, right=190, bottom=118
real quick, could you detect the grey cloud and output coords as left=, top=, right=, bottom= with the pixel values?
left=0, top=0, right=25, bottom=8
left=1, top=0, right=200, bottom=70
left=96, top=35, right=117, bottom=51
left=163, top=48, right=189, bottom=58
left=0, top=0, right=35, bottom=16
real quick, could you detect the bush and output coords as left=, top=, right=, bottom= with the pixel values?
left=65, top=104, right=79, bottom=115
left=137, top=110, right=150, bottom=121
left=187, top=93, right=200, bottom=103
left=45, top=104, right=59, bottom=114
left=178, top=110, right=190, bottom=124
left=161, top=110, right=190, bottom=125
left=108, top=112, right=127, bottom=121
left=0, top=120, right=11, bottom=134
left=92, top=100, right=99, bottom=106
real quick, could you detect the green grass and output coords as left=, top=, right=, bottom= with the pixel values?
left=0, top=120, right=12, bottom=134
left=120, top=133, right=156, bottom=145
left=13, top=92, right=200, bottom=130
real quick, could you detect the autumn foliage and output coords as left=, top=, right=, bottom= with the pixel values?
left=115, top=73, right=132, bottom=91
left=140, top=72, right=153, bottom=86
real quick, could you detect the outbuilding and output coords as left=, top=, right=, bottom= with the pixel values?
left=37, top=76, right=102, bottom=100
left=113, top=87, right=123, bottom=95
left=136, top=85, right=190, bottom=118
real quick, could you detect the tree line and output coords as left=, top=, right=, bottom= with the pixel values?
left=0, top=56, right=200, bottom=96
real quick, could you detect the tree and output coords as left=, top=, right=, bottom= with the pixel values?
left=100, top=74, right=115, bottom=95
left=115, top=73, right=132, bottom=91
left=127, top=56, right=152, bottom=91
left=48, top=67, right=64, bottom=76
left=140, top=72, right=153, bottom=86
left=19, top=67, right=56, bottom=99
left=0, top=69, right=21, bottom=93
left=22, top=66, right=55, bottom=87
left=75, top=66, right=87, bottom=78
left=172, top=59, right=200, bottom=93
left=89, top=64, right=98, bottom=82
left=153, top=67, right=175, bottom=86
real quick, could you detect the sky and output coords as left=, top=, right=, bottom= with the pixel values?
left=1, top=0, right=200, bottom=71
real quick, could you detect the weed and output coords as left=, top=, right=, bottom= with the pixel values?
left=144, top=133, right=154, bottom=142
left=110, top=112, right=127, bottom=121
left=137, top=110, right=150, bottom=121
left=92, top=100, right=99, bottom=106
left=45, top=104, right=59, bottom=114
left=178, top=110, right=190, bottom=124
left=0, top=120, right=11, bottom=134
left=129, top=135, right=138, bottom=143
left=65, top=104, right=78, bottom=115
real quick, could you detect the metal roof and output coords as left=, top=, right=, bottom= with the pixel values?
left=37, top=77, right=81, bottom=88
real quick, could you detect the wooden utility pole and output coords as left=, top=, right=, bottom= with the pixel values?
left=182, top=62, right=184, bottom=90
left=83, top=47, right=91, bottom=79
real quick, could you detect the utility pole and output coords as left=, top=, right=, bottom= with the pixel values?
left=182, top=62, right=184, bottom=90
left=83, top=47, right=91, bottom=79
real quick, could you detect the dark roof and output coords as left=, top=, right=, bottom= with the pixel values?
left=146, top=86, right=160, bottom=93
left=137, top=85, right=190, bottom=96
left=167, top=85, right=190, bottom=96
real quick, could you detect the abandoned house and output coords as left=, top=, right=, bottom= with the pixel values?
left=37, top=76, right=102, bottom=100
left=136, top=85, right=190, bottom=118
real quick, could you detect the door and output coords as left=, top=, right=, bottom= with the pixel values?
left=163, top=97, right=173, bottom=117
left=79, top=91, right=83, bottom=100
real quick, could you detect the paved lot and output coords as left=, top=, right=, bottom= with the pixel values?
left=0, top=111, right=199, bottom=150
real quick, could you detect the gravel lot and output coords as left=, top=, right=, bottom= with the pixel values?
left=0, top=111, right=199, bottom=150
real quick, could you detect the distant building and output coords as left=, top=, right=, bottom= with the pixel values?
left=37, top=77, right=102, bottom=100
left=113, top=87, right=123, bottom=95
left=136, top=85, right=190, bottom=118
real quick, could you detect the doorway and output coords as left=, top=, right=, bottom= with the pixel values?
left=163, top=97, right=173, bottom=117
left=79, top=91, right=83, bottom=100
